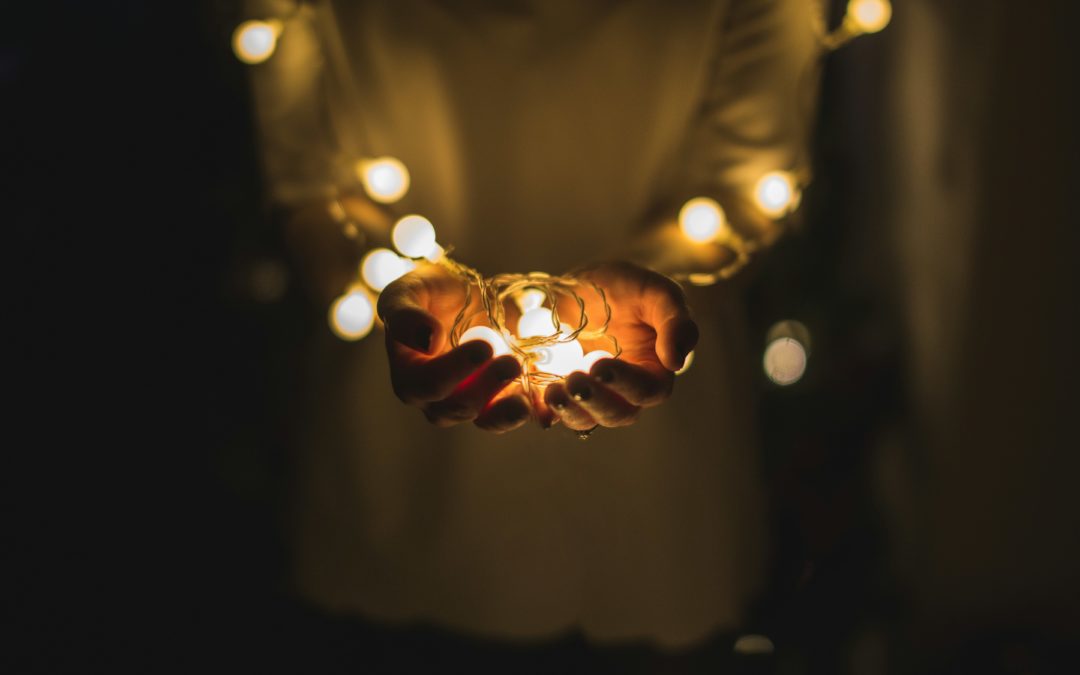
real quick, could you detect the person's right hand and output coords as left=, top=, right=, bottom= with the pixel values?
left=377, top=263, right=532, bottom=433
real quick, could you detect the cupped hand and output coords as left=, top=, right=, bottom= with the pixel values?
left=377, top=263, right=532, bottom=433
left=543, top=261, right=698, bottom=431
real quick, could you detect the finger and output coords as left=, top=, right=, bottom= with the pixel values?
left=378, top=273, right=442, bottom=354
left=589, top=358, right=673, bottom=408
left=424, top=355, right=521, bottom=425
left=395, top=340, right=493, bottom=404
left=544, top=381, right=597, bottom=431
left=530, top=384, right=558, bottom=430
left=640, top=275, right=698, bottom=371
left=378, top=269, right=466, bottom=354
left=563, top=371, right=639, bottom=428
left=474, top=394, right=531, bottom=434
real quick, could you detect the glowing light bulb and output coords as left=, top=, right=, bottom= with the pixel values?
left=679, top=197, right=727, bottom=243
left=675, top=350, right=695, bottom=376
left=847, top=0, right=891, bottom=33
left=733, top=635, right=775, bottom=656
left=763, top=337, right=807, bottom=385
left=460, top=325, right=513, bottom=357
left=392, top=215, right=438, bottom=258
left=232, top=20, right=280, bottom=64
left=754, top=171, right=798, bottom=218
left=517, top=307, right=558, bottom=338
left=360, top=248, right=414, bottom=292
left=358, top=157, right=410, bottom=204
left=515, top=288, right=546, bottom=313
left=534, top=339, right=585, bottom=377
left=578, top=350, right=614, bottom=373
left=329, top=289, right=375, bottom=341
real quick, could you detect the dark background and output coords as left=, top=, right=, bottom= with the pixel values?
left=8, top=1, right=1079, bottom=673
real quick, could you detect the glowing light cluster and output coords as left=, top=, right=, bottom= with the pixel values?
left=358, top=157, right=410, bottom=204
left=458, top=301, right=615, bottom=378
left=460, top=326, right=514, bottom=357
left=846, top=0, right=891, bottom=34
left=232, top=20, right=280, bottom=64
left=677, top=170, right=801, bottom=250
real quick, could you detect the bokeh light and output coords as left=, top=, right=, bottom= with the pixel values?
left=358, top=157, right=410, bottom=204
left=329, top=289, right=375, bottom=341
left=679, top=197, right=727, bottom=243
left=361, top=248, right=414, bottom=291
left=232, top=20, right=279, bottom=64
left=392, top=215, right=438, bottom=259
left=847, top=0, right=892, bottom=34
left=754, top=171, right=798, bottom=218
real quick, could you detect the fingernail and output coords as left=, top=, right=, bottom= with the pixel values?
left=505, top=405, right=527, bottom=424
left=593, top=365, right=615, bottom=384
left=465, top=341, right=493, bottom=364
left=550, top=394, right=568, bottom=411
left=570, top=382, right=592, bottom=402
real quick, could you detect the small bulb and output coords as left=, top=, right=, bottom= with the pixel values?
left=392, top=215, right=438, bottom=258
left=232, top=20, right=279, bottom=64
left=847, top=0, right=891, bottom=33
left=578, top=350, right=614, bottom=374
left=460, top=325, right=513, bottom=357
left=517, top=307, right=558, bottom=338
left=534, top=339, right=585, bottom=377
left=329, top=289, right=375, bottom=341
left=754, top=171, right=798, bottom=218
left=515, top=288, right=546, bottom=313
left=679, top=197, right=727, bottom=243
left=763, top=337, right=807, bottom=385
left=675, top=350, right=695, bottom=376
left=360, top=248, right=413, bottom=292
left=358, top=157, right=410, bottom=204
left=733, top=634, right=775, bottom=656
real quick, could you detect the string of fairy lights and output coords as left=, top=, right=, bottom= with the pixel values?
left=234, top=0, right=891, bottom=388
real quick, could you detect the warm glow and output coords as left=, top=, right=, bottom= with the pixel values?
left=329, top=289, right=375, bottom=341
left=534, top=338, right=585, bottom=377
left=847, top=0, right=892, bottom=33
left=232, top=20, right=279, bottom=64
left=763, top=337, right=807, bottom=385
left=517, top=307, right=559, bottom=338
left=360, top=248, right=413, bottom=292
left=754, top=171, right=798, bottom=217
left=733, top=634, right=775, bottom=655
left=675, top=350, right=695, bottom=376
left=679, top=197, right=727, bottom=243
left=515, top=288, right=546, bottom=313
left=358, top=157, right=410, bottom=203
left=392, top=215, right=438, bottom=259
left=460, top=325, right=513, bottom=357
left=578, top=350, right=614, bottom=373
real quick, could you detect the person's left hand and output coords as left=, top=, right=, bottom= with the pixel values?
left=541, top=261, right=698, bottom=431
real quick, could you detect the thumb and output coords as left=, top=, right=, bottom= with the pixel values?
left=641, top=276, right=698, bottom=371
left=656, top=315, right=698, bottom=372
left=377, top=276, right=444, bottom=355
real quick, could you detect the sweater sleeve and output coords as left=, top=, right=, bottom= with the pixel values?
left=243, top=0, right=343, bottom=207
left=675, top=0, right=823, bottom=245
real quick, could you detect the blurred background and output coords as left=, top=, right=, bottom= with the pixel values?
left=8, top=0, right=1079, bottom=672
